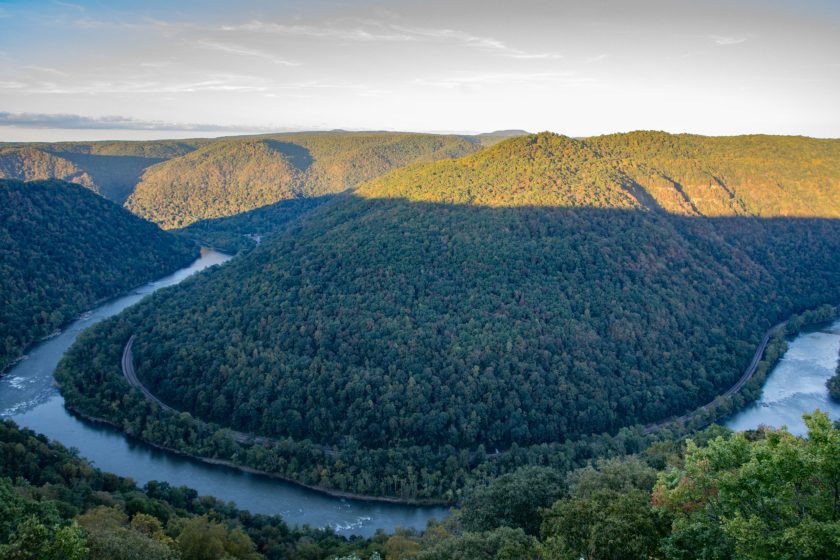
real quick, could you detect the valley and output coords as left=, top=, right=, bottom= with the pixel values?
left=52, top=132, right=840, bottom=502
left=3, top=130, right=840, bottom=559
left=3, top=1, right=839, bottom=556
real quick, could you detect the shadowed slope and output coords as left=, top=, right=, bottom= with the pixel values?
left=56, top=133, right=840, bottom=501
left=0, top=147, right=95, bottom=191
left=126, top=132, right=480, bottom=229
left=0, top=179, right=197, bottom=372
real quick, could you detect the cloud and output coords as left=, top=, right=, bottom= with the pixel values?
left=220, top=20, right=414, bottom=42
left=584, top=54, right=609, bottom=63
left=710, top=35, right=746, bottom=46
left=413, top=71, right=587, bottom=89
left=21, top=65, right=70, bottom=77
left=4, top=73, right=275, bottom=94
left=195, top=41, right=300, bottom=66
left=221, top=19, right=562, bottom=60
left=0, top=111, right=279, bottom=132
left=52, top=1, right=86, bottom=11
left=391, top=25, right=563, bottom=59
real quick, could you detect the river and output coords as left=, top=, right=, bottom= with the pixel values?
left=0, top=248, right=447, bottom=537
left=726, top=318, right=840, bottom=435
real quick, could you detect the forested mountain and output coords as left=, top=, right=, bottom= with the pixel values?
left=588, top=132, right=840, bottom=217
left=470, top=129, right=531, bottom=147
left=56, top=132, right=840, bottom=500
left=0, top=179, right=197, bottom=372
left=125, top=133, right=479, bottom=229
left=0, top=147, right=95, bottom=191
left=0, top=140, right=204, bottom=203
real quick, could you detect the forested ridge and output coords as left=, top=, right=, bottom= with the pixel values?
left=125, top=133, right=479, bottom=229
left=0, top=179, right=197, bottom=372
left=0, top=147, right=96, bottom=192
left=0, top=140, right=205, bottom=203
left=56, top=132, right=840, bottom=500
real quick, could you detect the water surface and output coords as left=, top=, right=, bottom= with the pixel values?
left=726, top=319, right=840, bottom=435
left=0, top=249, right=446, bottom=536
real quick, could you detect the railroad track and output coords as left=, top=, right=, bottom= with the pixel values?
left=642, top=320, right=787, bottom=434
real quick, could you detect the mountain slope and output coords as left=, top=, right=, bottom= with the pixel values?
left=56, top=133, right=840, bottom=499
left=0, top=140, right=205, bottom=203
left=0, top=179, right=197, bottom=372
left=588, top=131, right=840, bottom=217
left=125, top=132, right=480, bottom=229
left=0, top=147, right=95, bottom=190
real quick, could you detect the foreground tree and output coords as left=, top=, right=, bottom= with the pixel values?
left=653, top=411, right=840, bottom=560
left=540, top=457, right=669, bottom=560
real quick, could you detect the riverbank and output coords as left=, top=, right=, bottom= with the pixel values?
left=644, top=304, right=839, bottom=435
left=64, top=405, right=450, bottom=506
left=0, top=246, right=200, bottom=378
left=2, top=249, right=447, bottom=535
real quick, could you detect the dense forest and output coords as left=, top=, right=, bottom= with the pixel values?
left=398, top=412, right=840, bottom=560
left=3, top=412, right=838, bottom=559
left=56, top=133, right=840, bottom=499
left=0, top=147, right=96, bottom=192
left=0, top=140, right=205, bottom=203
left=178, top=196, right=334, bottom=253
left=0, top=179, right=197, bottom=372
left=125, top=133, right=480, bottom=229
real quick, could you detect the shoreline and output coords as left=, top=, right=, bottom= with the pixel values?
left=75, top=306, right=838, bottom=504
left=63, top=405, right=451, bottom=507
left=0, top=249, right=199, bottom=378
left=643, top=305, right=839, bottom=434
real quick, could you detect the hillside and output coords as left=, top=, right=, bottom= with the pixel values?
left=0, top=179, right=197, bottom=372
left=0, top=146, right=95, bottom=190
left=125, top=132, right=479, bottom=229
left=0, top=140, right=204, bottom=203
left=588, top=131, right=840, bottom=217
left=56, top=132, right=840, bottom=499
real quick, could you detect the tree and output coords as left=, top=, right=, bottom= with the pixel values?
left=653, top=411, right=840, bottom=560
left=0, top=517, right=88, bottom=560
left=461, top=466, right=566, bottom=535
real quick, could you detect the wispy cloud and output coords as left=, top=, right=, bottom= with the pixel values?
left=21, top=65, right=70, bottom=77
left=220, top=19, right=562, bottom=60
left=52, top=1, right=86, bottom=11
left=710, top=35, right=747, bottom=46
left=195, top=40, right=300, bottom=66
left=584, top=54, right=609, bottom=63
left=6, top=75, right=274, bottom=95
left=391, top=25, right=563, bottom=60
left=220, top=20, right=414, bottom=42
left=0, top=111, right=279, bottom=132
left=413, top=71, right=587, bottom=89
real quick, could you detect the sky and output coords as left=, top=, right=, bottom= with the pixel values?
left=0, top=0, right=838, bottom=141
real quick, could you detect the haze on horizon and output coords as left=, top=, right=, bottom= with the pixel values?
left=0, top=0, right=838, bottom=142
